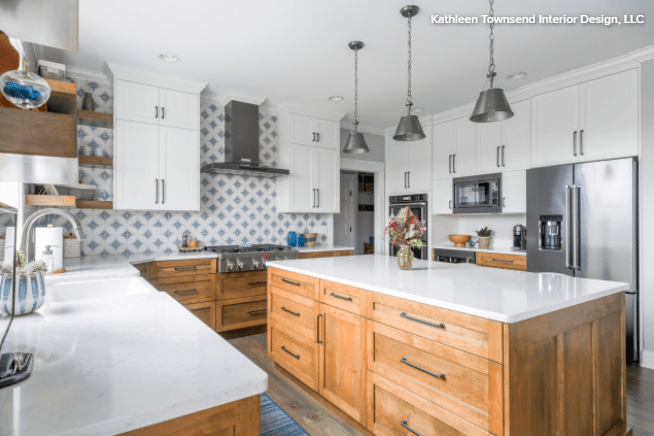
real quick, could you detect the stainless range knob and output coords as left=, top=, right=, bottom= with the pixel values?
left=253, top=258, right=264, bottom=269
left=236, top=260, right=245, bottom=270
left=226, top=260, right=236, bottom=272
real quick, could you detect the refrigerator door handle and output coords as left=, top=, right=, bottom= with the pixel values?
left=573, top=185, right=581, bottom=270
left=565, top=185, right=572, bottom=269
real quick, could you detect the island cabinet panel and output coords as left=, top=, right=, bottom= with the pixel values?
left=269, top=287, right=319, bottom=341
left=268, top=268, right=319, bottom=300
left=367, top=372, right=492, bottom=436
left=368, top=292, right=504, bottom=364
left=217, top=270, right=268, bottom=300
left=269, top=321, right=319, bottom=390
left=150, top=258, right=217, bottom=278
left=367, top=321, right=503, bottom=435
left=118, top=394, right=260, bottom=436
left=319, top=303, right=368, bottom=425
left=184, top=301, right=216, bottom=329
left=319, top=279, right=367, bottom=315
left=215, top=295, right=267, bottom=332
left=149, top=274, right=216, bottom=304
left=505, top=292, right=627, bottom=436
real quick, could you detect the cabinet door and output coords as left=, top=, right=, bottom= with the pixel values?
left=290, top=113, right=317, bottom=146
left=114, top=120, right=160, bottom=210
left=579, top=69, right=639, bottom=162
left=288, top=144, right=315, bottom=211
left=385, top=134, right=410, bottom=195
left=160, top=127, right=200, bottom=211
left=115, top=80, right=161, bottom=125
left=405, top=124, right=432, bottom=192
left=433, top=121, right=455, bottom=179
left=432, top=178, right=453, bottom=215
left=452, top=117, right=478, bottom=177
left=478, top=120, right=503, bottom=174
left=319, top=304, right=367, bottom=425
left=159, top=89, right=199, bottom=130
left=502, top=99, right=531, bottom=171
left=314, top=148, right=340, bottom=213
left=531, top=85, right=580, bottom=167
left=314, top=119, right=340, bottom=150
left=502, top=170, right=526, bottom=214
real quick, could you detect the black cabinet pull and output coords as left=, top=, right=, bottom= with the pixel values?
left=281, top=345, right=300, bottom=360
left=173, top=288, right=197, bottom=294
left=155, top=179, right=159, bottom=204
left=174, top=265, right=197, bottom=271
left=281, top=306, right=301, bottom=317
left=492, top=258, right=514, bottom=263
left=161, top=179, right=165, bottom=205
left=281, top=278, right=301, bottom=286
left=330, top=292, right=353, bottom=302
left=502, top=145, right=506, bottom=166
left=247, top=309, right=267, bottom=316
left=401, top=420, right=423, bottom=436
left=401, top=356, right=446, bottom=379
left=312, top=132, right=316, bottom=142
left=155, top=106, right=159, bottom=118
left=400, top=312, right=445, bottom=330
left=317, top=313, right=324, bottom=344
left=162, top=107, right=165, bottom=119
left=247, top=281, right=267, bottom=286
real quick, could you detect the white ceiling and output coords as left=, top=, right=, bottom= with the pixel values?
left=33, top=0, right=654, bottom=131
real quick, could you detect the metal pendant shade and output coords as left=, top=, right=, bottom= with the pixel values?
left=343, top=41, right=370, bottom=154
left=470, top=0, right=514, bottom=123
left=393, top=5, right=425, bottom=141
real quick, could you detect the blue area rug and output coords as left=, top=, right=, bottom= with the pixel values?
left=260, top=393, right=310, bottom=436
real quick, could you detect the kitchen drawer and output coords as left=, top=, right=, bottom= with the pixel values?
left=217, top=270, right=267, bottom=300
left=184, top=301, right=216, bottom=329
left=368, top=321, right=503, bottom=434
left=268, top=267, right=319, bottom=300
left=476, top=252, right=527, bottom=271
left=150, top=274, right=216, bottom=304
left=215, top=296, right=267, bottom=332
left=297, top=250, right=354, bottom=259
left=269, top=287, right=319, bottom=341
left=319, top=279, right=366, bottom=315
left=368, top=292, right=503, bottom=363
left=150, top=258, right=216, bottom=278
left=367, top=372, right=492, bottom=436
left=269, top=321, right=319, bottom=391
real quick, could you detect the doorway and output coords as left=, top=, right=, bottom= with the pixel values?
left=334, top=172, right=377, bottom=255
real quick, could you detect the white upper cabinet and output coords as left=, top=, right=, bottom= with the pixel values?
left=159, top=127, right=200, bottom=211
left=531, top=69, right=638, bottom=168
left=433, top=116, right=477, bottom=179
left=432, top=178, right=453, bottom=215
left=276, top=105, right=344, bottom=213
left=501, top=170, right=527, bottom=214
left=159, top=89, right=200, bottom=130
left=385, top=123, right=432, bottom=195
left=479, top=100, right=530, bottom=173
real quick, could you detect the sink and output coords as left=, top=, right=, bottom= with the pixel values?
left=46, top=277, right=157, bottom=303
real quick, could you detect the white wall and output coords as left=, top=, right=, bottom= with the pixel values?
left=431, top=214, right=526, bottom=251
left=640, top=60, right=654, bottom=369
left=340, top=129, right=385, bottom=162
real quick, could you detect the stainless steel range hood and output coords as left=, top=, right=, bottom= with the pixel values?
left=201, top=101, right=289, bottom=177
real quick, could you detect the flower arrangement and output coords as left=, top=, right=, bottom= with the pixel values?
left=384, top=207, right=425, bottom=270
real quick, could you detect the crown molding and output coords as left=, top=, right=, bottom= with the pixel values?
left=104, top=61, right=208, bottom=94
left=340, top=121, right=385, bottom=136
left=65, top=65, right=110, bottom=83
left=221, top=89, right=267, bottom=106
left=277, top=101, right=345, bottom=122
left=629, top=44, right=654, bottom=64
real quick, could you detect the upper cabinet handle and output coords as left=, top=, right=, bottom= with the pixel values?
left=316, top=132, right=320, bottom=142
left=162, top=107, right=165, bottom=120
left=453, top=154, right=456, bottom=173
left=580, top=130, right=584, bottom=156
left=496, top=146, right=500, bottom=167
left=448, top=154, right=452, bottom=174
left=502, top=145, right=506, bottom=166
left=161, top=179, right=165, bottom=205
left=155, top=106, right=159, bottom=118
left=312, top=132, right=315, bottom=142
left=573, top=131, right=578, bottom=156
left=155, top=179, right=159, bottom=204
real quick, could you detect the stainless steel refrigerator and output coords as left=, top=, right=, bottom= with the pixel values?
left=527, top=158, right=638, bottom=364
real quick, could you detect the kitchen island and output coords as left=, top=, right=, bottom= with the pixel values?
left=266, top=254, right=631, bottom=436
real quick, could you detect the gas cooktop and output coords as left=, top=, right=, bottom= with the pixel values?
left=203, top=244, right=299, bottom=272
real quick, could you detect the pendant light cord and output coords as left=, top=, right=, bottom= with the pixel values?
left=354, top=47, right=359, bottom=127
left=487, top=0, right=496, bottom=88
left=406, top=13, right=413, bottom=107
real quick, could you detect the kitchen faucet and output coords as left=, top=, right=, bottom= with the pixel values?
left=19, top=208, right=85, bottom=262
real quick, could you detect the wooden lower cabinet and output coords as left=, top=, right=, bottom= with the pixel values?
left=216, top=296, right=267, bottom=332
left=269, top=322, right=319, bottom=390
left=184, top=301, right=216, bottom=328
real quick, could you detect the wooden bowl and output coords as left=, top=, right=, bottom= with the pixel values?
left=449, top=234, right=471, bottom=248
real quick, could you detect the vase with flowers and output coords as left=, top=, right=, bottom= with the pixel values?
left=383, top=207, right=426, bottom=270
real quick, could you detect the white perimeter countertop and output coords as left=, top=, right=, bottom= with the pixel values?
left=0, top=267, right=267, bottom=436
left=267, top=255, right=628, bottom=323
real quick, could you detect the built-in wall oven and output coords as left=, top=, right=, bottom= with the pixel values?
left=388, top=194, right=428, bottom=260
left=453, top=173, right=502, bottom=213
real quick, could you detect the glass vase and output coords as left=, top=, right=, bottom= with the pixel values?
left=397, top=245, right=414, bottom=270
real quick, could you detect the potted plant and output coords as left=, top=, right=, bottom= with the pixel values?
left=476, top=227, right=492, bottom=249
left=383, top=207, right=425, bottom=270
left=0, top=252, right=47, bottom=316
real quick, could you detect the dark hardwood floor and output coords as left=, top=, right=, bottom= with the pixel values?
left=229, top=333, right=654, bottom=436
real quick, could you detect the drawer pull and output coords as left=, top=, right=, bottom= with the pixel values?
left=173, top=288, right=197, bottom=294
left=281, top=278, right=301, bottom=286
left=281, top=306, right=301, bottom=317
left=401, top=357, right=446, bottom=380
left=281, top=345, right=300, bottom=360
left=491, top=258, right=514, bottom=263
left=401, top=420, right=423, bottom=436
left=329, top=292, right=353, bottom=301
left=247, top=281, right=267, bottom=286
left=174, top=266, right=198, bottom=271
left=400, top=312, right=446, bottom=330
left=247, top=309, right=267, bottom=316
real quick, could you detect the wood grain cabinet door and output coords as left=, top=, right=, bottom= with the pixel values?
left=318, top=303, right=367, bottom=426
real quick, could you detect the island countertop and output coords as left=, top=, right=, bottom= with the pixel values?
left=266, top=254, right=629, bottom=323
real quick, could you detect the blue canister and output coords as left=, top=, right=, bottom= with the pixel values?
left=297, top=234, right=305, bottom=247
left=286, top=231, right=297, bottom=246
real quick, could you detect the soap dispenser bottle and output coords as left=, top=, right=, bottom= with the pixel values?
left=42, top=245, right=56, bottom=274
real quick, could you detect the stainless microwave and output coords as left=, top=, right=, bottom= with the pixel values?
left=453, top=173, right=502, bottom=213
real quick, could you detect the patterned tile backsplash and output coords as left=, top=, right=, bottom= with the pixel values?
left=10, top=76, right=332, bottom=256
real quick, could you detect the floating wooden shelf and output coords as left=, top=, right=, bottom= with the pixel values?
left=76, top=200, right=113, bottom=209
left=77, top=109, right=113, bottom=128
left=44, top=78, right=77, bottom=115
left=0, top=107, right=77, bottom=158
left=78, top=155, right=113, bottom=168
left=25, top=195, right=76, bottom=207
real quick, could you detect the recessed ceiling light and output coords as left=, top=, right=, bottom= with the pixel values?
left=507, top=71, right=527, bottom=80
left=159, top=53, right=179, bottom=63
left=413, top=107, right=424, bottom=113
left=328, top=95, right=344, bottom=102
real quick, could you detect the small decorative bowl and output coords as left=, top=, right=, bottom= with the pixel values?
left=449, top=234, right=471, bottom=248
left=0, top=266, right=46, bottom=316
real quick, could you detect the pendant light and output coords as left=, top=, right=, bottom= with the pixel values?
left=470, top=0, right=514, bottom=123
left=393, top=5, right=425, bottom=141
left=343, top=41, right=370, bottom=154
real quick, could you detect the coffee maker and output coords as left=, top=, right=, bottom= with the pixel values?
left=512, top=224, right=526, bottom=251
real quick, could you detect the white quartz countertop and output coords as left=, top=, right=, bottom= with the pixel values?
left=267, top=255, right=628, bottom=323
left=297, top=245, right=354, bottom=253
left=0, top=267, right=267, bottom=436
left=432, top=243, right=527, bottom=256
